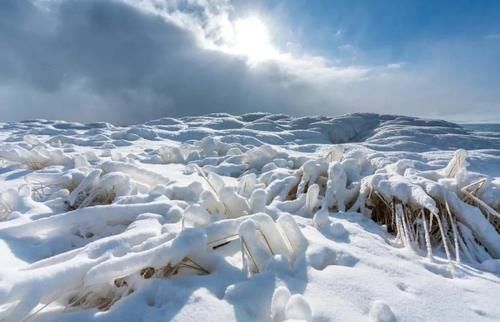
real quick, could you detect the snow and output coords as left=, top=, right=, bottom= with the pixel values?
left=0, top=113, right=499, bottom=321
left=369, top=300, right=396, bottom=322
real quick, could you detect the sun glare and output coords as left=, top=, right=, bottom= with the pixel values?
left=231, top=17, right=277, bottom=62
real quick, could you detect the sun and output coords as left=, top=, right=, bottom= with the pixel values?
left=231, top=16, right=278, bottom=62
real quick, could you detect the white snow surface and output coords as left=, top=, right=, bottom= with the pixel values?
left=0, top=113, right=498, bottom=322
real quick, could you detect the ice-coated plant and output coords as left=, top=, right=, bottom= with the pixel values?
left=348, top=151, right=500, bottom=263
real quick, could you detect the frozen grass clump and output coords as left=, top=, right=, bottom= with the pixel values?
left=0, top=138, right=72, bottom=169
left=349, top=150, right=500, bottom=262
left=0, top=224, right=209, bottom=321
left=23, top=167, right=139, bottom=212
left=238, top=214, right=307, bottom=275
left=0, top=185, right=52, bottom=220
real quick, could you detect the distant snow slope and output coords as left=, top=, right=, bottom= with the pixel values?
left=5, top=112, right=499, bottom=149
left=0, top=113, right=499, bottom=322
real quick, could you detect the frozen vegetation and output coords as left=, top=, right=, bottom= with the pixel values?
left=0, top=113, right=499, bottom=321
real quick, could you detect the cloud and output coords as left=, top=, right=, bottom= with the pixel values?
left=0, top=0, right=498, bottom=123
left=483, top=33, right=500, bottom=40
left=0, top=0, right=366, bottom=123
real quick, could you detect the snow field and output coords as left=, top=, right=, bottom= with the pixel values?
left=0, top=113, right=498, bottom=321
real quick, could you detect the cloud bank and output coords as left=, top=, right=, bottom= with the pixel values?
left=0, top=0, right=498, bottom=124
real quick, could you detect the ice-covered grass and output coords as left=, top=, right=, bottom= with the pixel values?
left=0, top=113, right=499, bottom=321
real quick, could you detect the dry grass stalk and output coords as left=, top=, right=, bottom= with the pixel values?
left=240, top=227, right=276, bottom=275
left=27, top=160, right=47, bottom=170
left=460, top=179, right=500, bottom=233
left=208, top=234, right=240, bottom=249
left=364, top=190, right=474, bottom=264
left=192, top=164, right=228, bottom=215
left=0, top=199, right=13, bottom=221
left=64, top=257, right=210, bottom=313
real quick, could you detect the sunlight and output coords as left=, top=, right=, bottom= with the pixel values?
left=231, top=16, right=278, bottom=62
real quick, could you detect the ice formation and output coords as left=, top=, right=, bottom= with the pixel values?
left=0, top=113, right=499, bottom=321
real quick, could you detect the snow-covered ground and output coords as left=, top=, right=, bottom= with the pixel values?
left=0, top=113, right=499, bottom=322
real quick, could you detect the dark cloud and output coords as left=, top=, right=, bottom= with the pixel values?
left=0, top=0, right=324, bottom=123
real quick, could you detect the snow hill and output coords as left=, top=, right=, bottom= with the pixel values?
left=0, top=113, right=499, bottom=322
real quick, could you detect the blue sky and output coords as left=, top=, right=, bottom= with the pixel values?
left=0, top=0, right=499, bottom=123
left=239, top=0, right=500, bottom=62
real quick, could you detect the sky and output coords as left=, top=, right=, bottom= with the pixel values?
left=0, top=0, right=499, bottom=124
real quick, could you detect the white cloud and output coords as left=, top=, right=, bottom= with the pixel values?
left=483, top=33, right=500, bottom=40
left=121, top=0, right=372, bottom=79
left=386, top=62, right=405, bottom=69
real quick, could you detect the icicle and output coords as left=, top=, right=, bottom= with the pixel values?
left=432, top=212, right=452, bottom=264
left=395, top=203, right=411, bottom=249
left=277, top=214, right=308, bottom=263
left=421, top=210, right=433, bottom=260
left=445, top=199, right=460, bottom=263
left=305, top=184, right=320, bottom=216
left=442, top=149, right=468, bottom=179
